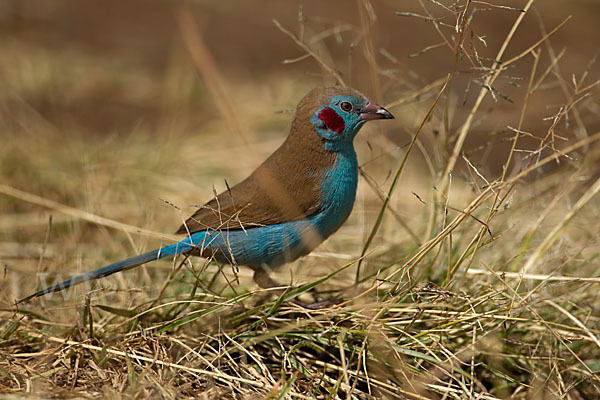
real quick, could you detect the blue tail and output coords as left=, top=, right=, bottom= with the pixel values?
left=16, top=239, right=196, bottom=304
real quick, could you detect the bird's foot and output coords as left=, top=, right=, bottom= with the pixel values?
left=290, top=298, right=343, bottom=310
left=252, top=269, right=343, bottom=309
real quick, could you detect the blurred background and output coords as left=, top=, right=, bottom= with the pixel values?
left=1, top=0, right=599, bottom=302
left=3, top=2, right=600, bottom=397
left=1, top=0, right=598, bottom=160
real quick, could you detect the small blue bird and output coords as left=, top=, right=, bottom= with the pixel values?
left=18, top=86, right=393, bottom=304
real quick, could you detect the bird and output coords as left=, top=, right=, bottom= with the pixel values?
left=17, top=86, right=394, bottom=305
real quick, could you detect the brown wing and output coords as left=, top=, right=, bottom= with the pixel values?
left=175, top=129, right=336, bottom=234
left=175, top=170, right=320, bottom=234
left=175, top=86, right=365, bottom=235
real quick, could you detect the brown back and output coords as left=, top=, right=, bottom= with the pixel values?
left=175, top=86, right=367, bottom=234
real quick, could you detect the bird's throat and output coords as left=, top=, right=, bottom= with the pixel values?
left=312, top=150, right=358, bottom=238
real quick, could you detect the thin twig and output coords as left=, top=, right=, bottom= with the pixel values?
left=273, top=19, right=346, bottom=85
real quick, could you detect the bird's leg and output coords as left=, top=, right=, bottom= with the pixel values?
left=252, top=268, right=341, bottom=310
left=252, top=268, right=286, bottom=292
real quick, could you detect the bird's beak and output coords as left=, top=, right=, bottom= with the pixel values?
left=360, top=102, right=394, bottom=121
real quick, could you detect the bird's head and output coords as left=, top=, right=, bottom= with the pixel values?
left=292, top=86, right=394, bottom=152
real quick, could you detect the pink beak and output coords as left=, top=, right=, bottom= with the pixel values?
left=360, top=102, right=394, bottom=121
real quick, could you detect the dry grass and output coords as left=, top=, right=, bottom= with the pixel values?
left=2, top=1, right=600, bottom=398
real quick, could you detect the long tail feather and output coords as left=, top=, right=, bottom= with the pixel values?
left=16, top=240, right=194, bottom=304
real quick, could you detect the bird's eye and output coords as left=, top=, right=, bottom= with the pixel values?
left=340, top=101, right=353, bottom=112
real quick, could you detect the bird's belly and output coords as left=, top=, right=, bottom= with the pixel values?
left=181, top=195, right=354, bottom=269
left=179, top=152, right=358, bottom=269
left=182, top=220, right=319, bottom=269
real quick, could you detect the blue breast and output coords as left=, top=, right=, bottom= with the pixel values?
left=173, top=147, right=358, bottom=270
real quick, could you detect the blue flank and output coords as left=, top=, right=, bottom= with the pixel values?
left=17, top=94, right=363, bottom=304
left=200, top=145, right=358, bottom=269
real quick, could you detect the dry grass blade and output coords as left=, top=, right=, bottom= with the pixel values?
left=176, top=6, right=251, bottom=146
left=545, top=300, right=600, bottom=351
left=521, top=175, right=600, bottom=274
left=467, top=269, right=600, bottom=283
left=355, top=77, right=449, bottom=282
left=0, top=183, right=178, bottom=242
left=22, top=333, right=270, bottom=388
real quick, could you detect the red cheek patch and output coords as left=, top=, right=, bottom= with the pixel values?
left=318, top=107, right=345, bottom=134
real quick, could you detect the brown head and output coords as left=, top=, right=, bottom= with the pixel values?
left=287, top=86, right=393, bottom=152
left=175, top=86, right=393, bottom=234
